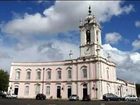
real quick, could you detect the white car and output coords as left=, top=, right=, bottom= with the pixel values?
left=69, top=95, right=79, bottom=101
left=6, top=94, right=17, bottom=99
left=125, top=95, right=138, bottom=101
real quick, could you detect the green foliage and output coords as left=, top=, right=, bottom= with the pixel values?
left=136, top=84, right=140, bottom=97
left=0, top=69, right=9, bottom=91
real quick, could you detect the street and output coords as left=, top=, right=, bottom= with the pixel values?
left=0, top=99, right=140, bottom=105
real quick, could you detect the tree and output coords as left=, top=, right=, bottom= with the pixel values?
left=0, top=69, right=9, bottom=91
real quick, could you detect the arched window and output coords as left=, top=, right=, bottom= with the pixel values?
left=24, top=85, right=29, bottom=95
left=81, top=66, right=87, bottom=78
left=107, top=83, right=110, bottom=93
left=36, top=69, right=41, bottom=80
left=56, top=68, right=62, bottom=79
left=26, top=71, right=31, bottom=80
left=86, top=30, right=91, bottom=44
left=67, top=67, right=72, bottom=79
left=83, top=69, right=87, bottom=78
left=96, top=30, right=99, bottom=43
left=35, top=84, right=40, bottom=95
left=57, top=71, right=61, bottom=79
left=68, top=70, right=72, bottom=79
left=106, top=67, right=109, bottom=80
left=15, top=69, right=21, bottom=80
left=26, top=69, right=31, bottom=80
left=46, top=86, right=50, bottom=95
left=47, top=70, right=51, bottom=80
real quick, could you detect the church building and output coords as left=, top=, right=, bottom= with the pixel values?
left=8, top=7, right=136, bottom=100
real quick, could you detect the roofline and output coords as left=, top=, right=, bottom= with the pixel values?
left=117, top=78, right=135, bottom=85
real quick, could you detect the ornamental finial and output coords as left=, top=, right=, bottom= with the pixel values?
left=69, top=50, right=73, bottom=59
left=107, top=53, right=111, bottom=61
left=88, top=5, right=91, bottom=15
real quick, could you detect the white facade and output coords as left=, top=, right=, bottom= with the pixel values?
left=8, top=7, right=136, bottom=100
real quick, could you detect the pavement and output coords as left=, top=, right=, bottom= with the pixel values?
left=0, top=99, right=140, bottom=105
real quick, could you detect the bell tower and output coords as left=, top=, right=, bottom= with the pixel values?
left=79, top=6, right=102, bottom=57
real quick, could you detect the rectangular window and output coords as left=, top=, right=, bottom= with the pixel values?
left=46, top=86, right=50, bottom=95
left=24, top=86, right=29, bottom=95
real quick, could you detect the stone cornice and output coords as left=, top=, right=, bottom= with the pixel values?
left=65, top=56, right=116, bottom=67
left=11, top=56, right=116, bottom=68
left=9, top=79, right=112, bottom=83
left=80, top=43, right=102, bottom=48
left=10, top=78, right=134, bottom=86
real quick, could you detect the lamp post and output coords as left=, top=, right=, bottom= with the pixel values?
left=42, top=68, right=45, bottom=94
left=118, top=85, right=122, bottom=97
left=92, top=84, right=98, bottom=99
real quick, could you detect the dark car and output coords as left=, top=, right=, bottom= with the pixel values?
left=103, top=93, right=124, bottom=101
left=36, top=93, right=46, bottom=100
left=0, top=91, right=6, bottom=98
left=69, top=95, right=79, bottom=101
left=82, top=95, right=91, bottom=101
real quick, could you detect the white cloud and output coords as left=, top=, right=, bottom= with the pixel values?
left=2, top=13, right=48, bottom=36
left=0, top=40, right=79, bottom=71
left=130, top=52, right=140, bottom=64
left=1, top=40, right=140, bottom=83
left=36, top=40, right=79, bottom=61
left=105, top=32, right=122, bottom=44
left=132, top=40, right=140, bottom=50
left=103, top=44, right=140, bottom=83
left=135, top=21, right=140, bottom=27
left=1, top=1, right=133, bottom=37
left=132, top=35, right=140, bottom=51
left=13, top=40, right=79, bottom=62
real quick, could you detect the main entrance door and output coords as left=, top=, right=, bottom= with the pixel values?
left=67, top=86, right=72, bottom=98
left=83, top=84, right=88, bottom=98
left=57, top=86, right=61, bottom=98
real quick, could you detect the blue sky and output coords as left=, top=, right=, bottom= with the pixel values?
left=0, top=1, right=140, bottom=50
left=0, top=1, right=140, bottom=83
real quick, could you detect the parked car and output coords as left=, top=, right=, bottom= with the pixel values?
left=6, top=93, right=17, bottom=99
left=69, top=95, right=79, bottom=101
left=0, top=91, right=6, bottom=98
left=82, top=95, right=91, bottom=101
left=124, top=95, right=138, bottom=101
left=36, top=93, right=46, bottom=100
left=103, top=93, right=124, bottom=101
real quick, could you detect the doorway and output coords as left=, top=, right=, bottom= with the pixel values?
left=83, top=84, right=88, bottom=98
left=14, top=87, right=19, bottom=95
left=67, top=86, right=72, bottom=98
left=57, top=86, right=61, bottom=98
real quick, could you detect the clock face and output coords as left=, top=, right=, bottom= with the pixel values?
left=84, top=47, right=91, bottom=55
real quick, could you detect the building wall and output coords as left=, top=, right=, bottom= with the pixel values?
left=8, top=58, right=136, bottom=99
